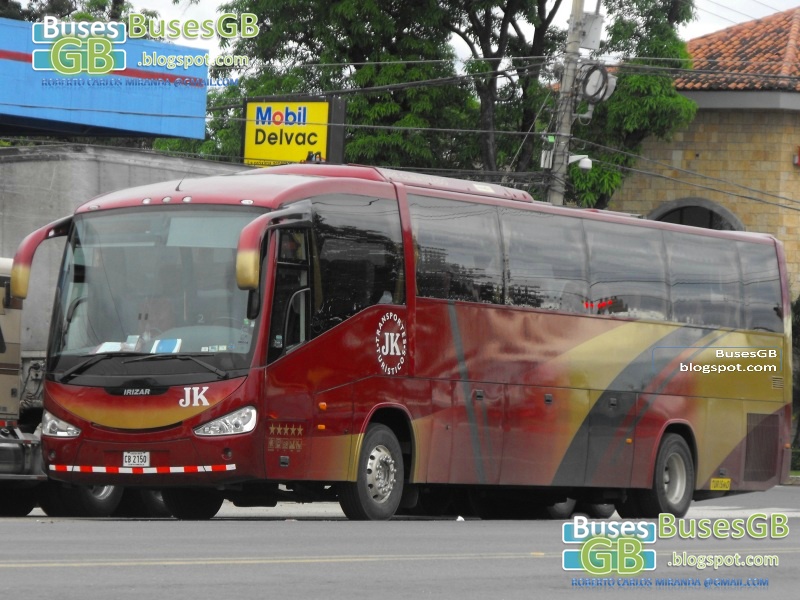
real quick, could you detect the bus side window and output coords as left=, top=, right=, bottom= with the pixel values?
left=667, top=231, right=743, bottom=328
left=738, top=241, right=783, bottom=332
left=409, top=195, right=503, bottom=305
left=309, top=194, right=404, bottom=337
left=500, top=208, right=588, bottom=312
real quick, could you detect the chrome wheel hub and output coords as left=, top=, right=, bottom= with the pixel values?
left=365, top=444, right=396, bottom=504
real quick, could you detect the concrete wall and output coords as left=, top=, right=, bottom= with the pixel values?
left=0, top=145, right=248, bottom=353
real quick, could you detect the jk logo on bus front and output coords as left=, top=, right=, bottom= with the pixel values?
left=375, top=313, right=407, bottom=375
left=180, top=386, right=210, bottom=407
left=562, top=517, right=657, bottom=575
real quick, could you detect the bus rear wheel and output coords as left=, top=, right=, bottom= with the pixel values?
left=638, top=433, right=694, bottom=518
left=546, top=497, right=576, bottom=520
left=162, top=488, right=223, bottom=520
left=577, top=502, right=617, bottom=519
left=338, top=424, right=404, bottom=520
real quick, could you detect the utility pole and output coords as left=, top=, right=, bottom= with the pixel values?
left=548, top=0, right=586, bottom=206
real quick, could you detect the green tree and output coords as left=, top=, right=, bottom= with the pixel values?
left=437, top=0, right=567, bottom=176
left=2, top=0, right=135, bottom=21
left=568, top=0, right=697, bottom=207
left=185, top=0, right=476, bottom=170
left=169, top=0, right=698, bottom=199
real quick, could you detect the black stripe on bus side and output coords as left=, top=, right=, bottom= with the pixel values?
left=552, top=326, right=730, bottom=487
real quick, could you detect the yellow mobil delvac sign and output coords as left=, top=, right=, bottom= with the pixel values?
left=244, top=100, right=330, bottom=165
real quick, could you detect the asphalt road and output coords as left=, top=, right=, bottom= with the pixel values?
left=2, top=485, right=798, bottom=600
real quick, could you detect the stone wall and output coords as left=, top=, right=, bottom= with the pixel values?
left=610, top=109, right=800, bottom=296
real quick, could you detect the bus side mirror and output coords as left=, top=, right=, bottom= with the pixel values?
left=236, top=248, right=261, bottom=291
left=236, top=200, right=313, bottom=290
left=11, top=216, right=72, bottom=299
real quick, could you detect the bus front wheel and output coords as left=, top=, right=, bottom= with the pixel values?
left=338, top=424, right=404, bottom=520
left=638, top=433, right=694, bottom=518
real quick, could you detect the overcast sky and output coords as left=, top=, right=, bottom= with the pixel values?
left=134, top=1, right=800, bottom=55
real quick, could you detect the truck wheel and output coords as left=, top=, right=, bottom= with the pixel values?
left=162, top=488, right=223, bottom=520
left=113, top=489, right=172, bottom=518
left=638, top=433, right=694, bottom=518
left=0, top=487, right=37, bottom=516
left=37, top=481, right=70, bottom=516
left=338, top=424, right=403, bottom=520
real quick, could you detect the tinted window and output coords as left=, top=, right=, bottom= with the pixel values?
left=738, top=241, right=783, bottom=332
left=269, top=229, right=311, bottom=363
left=666, top=232, right=742, bottom=328
left=585, top=220, right=668, bottom=320
left=311, top=195, right=404, bottom=332
left=500, top=208, right=587, bottom=312
left=409, top=196, right=504, bottom=304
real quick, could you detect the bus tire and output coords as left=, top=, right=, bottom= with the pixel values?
left=638, top=433, right=694, bottom=518
left=338, top=424, right=403, bottom=520
left=577, top=502, right=616, bottom=519
left=162, top=488, right=223, bottom=520
left=39, top=482, right=123, bottom=517
left=60, top=484, right=124, bottom=517
left=546, top=497, right=577, bottom=519
left=0, top=486, right=37, bottom=516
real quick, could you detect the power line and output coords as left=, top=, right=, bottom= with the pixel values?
left=573, top=137, right=800, bottom=211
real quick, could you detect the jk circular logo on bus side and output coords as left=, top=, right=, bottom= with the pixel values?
left=376, top=312, right=407, bottom=375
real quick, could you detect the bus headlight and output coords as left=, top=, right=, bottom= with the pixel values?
left=194, top=406, right=257, bottom=437
left=42, top=410, right=81, bottom=438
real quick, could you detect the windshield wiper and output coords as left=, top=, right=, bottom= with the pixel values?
left=59, top=352, right=147, bottom=383
left=122, top=353, right=228, bottom=379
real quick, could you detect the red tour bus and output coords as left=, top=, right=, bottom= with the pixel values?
left=12, top=164, right=792, bottom=520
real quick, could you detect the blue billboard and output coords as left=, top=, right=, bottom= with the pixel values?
left=0, top=16, right=208, bottom=138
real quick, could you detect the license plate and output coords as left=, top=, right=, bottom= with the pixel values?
left=123, top=451, right=150, bottom=467
left=710, top=477, right=731, bottom=491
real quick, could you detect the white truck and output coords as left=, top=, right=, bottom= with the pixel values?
left=0, top=257, right=165, bottom=517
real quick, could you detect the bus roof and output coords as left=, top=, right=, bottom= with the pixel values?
left=76, top=164, right=532, bottom=213
left=73, top=164, right=776, bottom=246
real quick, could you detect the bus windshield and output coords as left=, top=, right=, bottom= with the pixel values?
left=48, top=206, right=264, bottom=382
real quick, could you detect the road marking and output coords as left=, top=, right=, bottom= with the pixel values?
left=0, top=552, right=555, bottom=569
